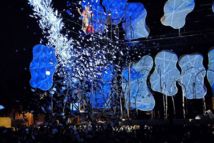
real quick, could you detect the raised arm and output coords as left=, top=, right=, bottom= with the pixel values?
left=76, top=7, right=82, bottom=16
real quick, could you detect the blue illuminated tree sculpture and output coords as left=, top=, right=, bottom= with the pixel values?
left=207, top=49, right=214, bottom=93
left=122, top=56, right=155, bottom=111
left=178, top=54, right=207, bottom=99
left=30, top=44, right=58, bottom=91
left=123, top=3, right=149, bottom=40
left=150, top=51, right=180, bottom=96
left=161, top=0, right=195, bottom=29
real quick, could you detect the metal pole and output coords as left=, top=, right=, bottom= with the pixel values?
left=203, top=97, right=206, bottom=114
left=111, top=16, right=112, bottom=40
left=171, top=96, right=176, bottom=116
left=127, top=62, right=131, bottom=119
left=182, top=94, right=186, bottom=119
left=178, top=28, right=181, bottom=36
left=92, top=81, right=94, bottom=107
left=51, top=96, right=53, bottom=114
left=162, top=95, right=166, bottom=119
left=165, top=95, right=168, bottom=119
left=120, top=92, right=123, bottom=119
left=212, top=96, right=214, bottom=110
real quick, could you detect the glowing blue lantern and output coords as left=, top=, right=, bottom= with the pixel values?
left=150, top=51, right=180, bottom=96
left=207, top=49, right=214, bottom=91
left=122, top=56, right=155, bottom=111
left=161, top=0, right=195, bottom=29
left=30, top=44, right=57, bottom=91
left=179, top=54, right=207, bottom=99
left=123, top=3, right=149, bottom=40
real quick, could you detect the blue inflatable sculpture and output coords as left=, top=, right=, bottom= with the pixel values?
left=150, top=51, right=180, bottom=96
left=30, top=44, right=58, bottom=91
left=122, top=67, right=143, bottom=81
left=161, top=0, right=195, bottom=29
left=123, top=3, right=149, bottom=40
left=122, top=56, right=155, bottom=111
left=179, top=54, right=207, bottom=99
left=207, top=49, right=214, bottom=92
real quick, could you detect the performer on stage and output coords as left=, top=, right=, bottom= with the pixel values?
left=77, top=5, right=94, bottom=33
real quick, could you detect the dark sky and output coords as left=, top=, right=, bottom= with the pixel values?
left=0, top=0, right=214, bottom=111
left=0, top=0, right=41, bottom=108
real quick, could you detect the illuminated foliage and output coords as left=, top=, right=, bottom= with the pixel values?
left=150, top=51, right=180, bottom=96
left=161, top=0, right=195, bottom=29
left=30, top=44, right=57, bottom=91
left=123, top=3, right=149, bottom=40
left=122, top=56, right=155, bottom=111
left=178, top=54, right=207, bottom=99
left=207, top=49, right=214, bottom=91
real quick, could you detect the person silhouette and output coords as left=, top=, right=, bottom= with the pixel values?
left=77, top=5, right=94, bottom=33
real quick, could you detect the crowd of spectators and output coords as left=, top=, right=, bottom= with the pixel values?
left=0, top=119, right=214, bottom=143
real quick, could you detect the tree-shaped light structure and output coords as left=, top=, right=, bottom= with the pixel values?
left=122, top=56, right=155, bottom=111
left=150, top=51, right=180, bottom=96
left=30, top=44, right=58, bottom=91
left=123, top=3, right=149, bottom=40
left=178, top=54, right=207, bottom=99
left=161, top=0, right=195, bottom=29
left=207, top=49, right=214, bottom=92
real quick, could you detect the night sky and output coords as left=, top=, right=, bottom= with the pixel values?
left=1, top=0, right=42, bottom=110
